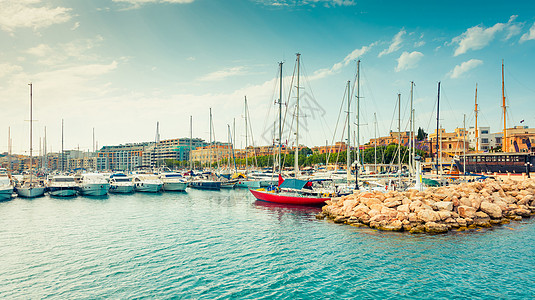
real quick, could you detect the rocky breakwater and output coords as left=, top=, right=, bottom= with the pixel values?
left=318, top=179, right=535, bottom=234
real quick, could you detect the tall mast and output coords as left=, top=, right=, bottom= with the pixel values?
left=502, top=60, right=507, bottom=152
left=8, top=127, right=11, bottom=172
left=189, top=115, right=192, bottom=170
left=61, top=118, right=64, bottom=172
left=294, top=53, right=301, bottom=178
left=346, top=80, right=351, bottom=185
left=475, top=83, right=479, bottom=152
left=209, top=108, right=212, bottom=170
left=397, top=93, right=401, bottom=187
left=355, top=60, right=360, bottom=190
left=356, top=60, right=361, bottom=174
left=436, top=82, right=440, bottom=174
left=28, top=83, right=33, bottom=185
left=374, top=113, right=377, bottom=171
left=410, top=81, right=414, bottom=175
left=463, top=114, right=467, bottom=174
left=244, top=96, right=248, bottom=174
left=44, top=126, right=47, bottom=170
left=92, top=127, right=95, bottom=153
left=278, top=62, right=283, bottom=174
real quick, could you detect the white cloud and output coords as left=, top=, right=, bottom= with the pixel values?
left=309, top=42, right=376, bottom=80
left=26, top=36, right=104, bottom=65
left=395, top=51, right=423, bottom=72
left=414, top=40, right=425, bottom=47
left=378, top=29, right=406, bottom=57
left=199, top=66, right=247, bottom=81
left=451, top=15, right=519, bottom=56
left=26, top=43, right=52, bottom=57
left=71, top=21, right=80, bottom=30
left=520, top=22, right=535, bottom=42
left=113, top=0, right=195, bottom=8
left=449, top=59, right=483, bottom=79
left=0, top=0, right=72, bottom=32
left=0, top=63, right=23, bottom=77
left=255, top=0, right=356, bottom=7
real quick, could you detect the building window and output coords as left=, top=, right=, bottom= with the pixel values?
left=481, top=138, right=488, bottom=143
left=481, top=130, right=489, bottom=134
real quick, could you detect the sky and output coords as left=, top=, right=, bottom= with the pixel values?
left=1, top=0, right=535, bottom=155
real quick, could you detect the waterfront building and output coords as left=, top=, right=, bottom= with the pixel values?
left=190, top=143, right=232, bottom=166
left=312, top=142, right=347, bottom=154
left=466, top=126, right=502, bottom=151
left=504, top=126, right=535, bottom=153
left=428, top=128, right=469, bottom=163
left=97, top=143, right=150, bottom=171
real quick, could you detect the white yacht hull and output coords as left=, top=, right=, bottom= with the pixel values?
left=49, top=188, right=78, bottom=197
left=109, top=184, right=134, bottom=194
left=79, top=183, right=110, bottom=196
left=163, top=181, right=187, bottom=191
left=16, top=186, right=46, bottom=198
left=135, top=183, right=162, bottom=193
left=0, top=187, right=13, bottom=200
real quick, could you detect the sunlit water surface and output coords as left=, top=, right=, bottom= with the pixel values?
left=1, top=189, right=534, bottom=299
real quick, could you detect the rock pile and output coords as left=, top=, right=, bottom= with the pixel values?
left=317, top=178, right=535, bottom=234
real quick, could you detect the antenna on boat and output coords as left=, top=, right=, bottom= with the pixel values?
left=346, top=80, right=351, bottom=186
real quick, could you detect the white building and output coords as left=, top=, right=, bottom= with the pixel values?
left=467, top=126, right=502, bottom=151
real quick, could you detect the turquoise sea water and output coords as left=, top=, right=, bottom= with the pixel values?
left=1, top=189, right=534, bottom=299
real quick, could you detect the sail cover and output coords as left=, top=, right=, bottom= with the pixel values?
left=279, top=178, right=308, bottom=190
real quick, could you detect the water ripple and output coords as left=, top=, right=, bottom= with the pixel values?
left=1, top=190, right=535, bottom=298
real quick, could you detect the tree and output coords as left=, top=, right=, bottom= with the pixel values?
left=417, top=127, right=428, bottom=141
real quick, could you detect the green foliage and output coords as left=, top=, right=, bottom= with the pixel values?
left=417, top=127, right=428, bottom=141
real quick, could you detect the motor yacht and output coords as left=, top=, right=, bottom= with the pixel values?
left=75, top=173, right=110, bottom=196
left=133, top=174, right=163, bottom=192
left=0, top=168, right=14, bottom=201
left=159, top=173, right=187, bottom=192
left=47, top=175, right=78, bottom=197
left=109, top=173, right=135, bottom=193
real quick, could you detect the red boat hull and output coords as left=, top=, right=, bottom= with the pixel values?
left=249, top=189, right=329, bottom=206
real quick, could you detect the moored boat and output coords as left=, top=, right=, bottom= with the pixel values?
left=133, top=174, right=163, bottom=192
left=249, top=177, right=336, bottom=206
left=109, top=173, right=135, bottom=193
left=75, top=173, right=110, bottom=196
left=47, top=175, right=78, bottom=197
left=159, top=173, right=187, bottom=191
left=16, top=177, right=46, bottom=198
left=0, top=168, right=14, bottom=201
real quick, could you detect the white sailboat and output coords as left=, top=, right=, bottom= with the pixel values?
left=16, top=83, right=45, bottom=198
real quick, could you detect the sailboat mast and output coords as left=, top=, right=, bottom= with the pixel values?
left=209, top=108, right=212, bottom=170
left=28, top=83, right=33, bottom=185
left=410, top=81, right=414, bottom=175
left=278, top=62, right=283, bottom=174
left=436, top=82, right=440, bottom=174
left=244, top=97, right=248, bottom=174
left=189, top=115, right=192, bottom=170
left=294, top=53, right=300, bottom=178
left=356, top=60, right=361, bottom=171
left=346, top=80, right=351, bottom=185
left=8, top=127, right=11, bottom=172
left=463, top=114, right=467, bottom=174
left=397, top=93, right=401, bottom=187
left=502, top=60, right=507, bottom=152
left=374, top=113, right=377, bottom=171
left=61, top=119, right=64, bottom=172
left=475, top=83, right=479, bottom=152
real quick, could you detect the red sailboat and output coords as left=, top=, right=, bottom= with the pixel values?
left=249, top=175, right=334, bottom=206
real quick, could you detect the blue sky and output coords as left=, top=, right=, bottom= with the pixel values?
left=1, top=0, right=535, bottom=154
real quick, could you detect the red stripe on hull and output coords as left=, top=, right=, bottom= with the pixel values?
left=249, top=189, right=328, bottom=206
